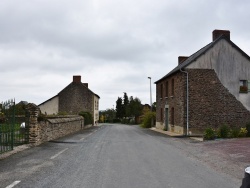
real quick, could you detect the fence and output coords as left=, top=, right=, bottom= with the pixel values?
left=0, top=99, right=29, bottom=154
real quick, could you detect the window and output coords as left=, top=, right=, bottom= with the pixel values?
left=171, top=79, right=174, bottom=96
left=171, top=107, right=174, bottom=125
left=165, top=81, right=168, bottom=97
left=239, top=80, right=248, bottom=93
left=160, top=84, right=163, bottom=98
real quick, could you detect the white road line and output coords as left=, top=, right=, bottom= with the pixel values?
left=5, top=181, right=21, bottom=188
left=79, top=129, right=99, bottom=141
left=50, top=148, right=68, bottom=159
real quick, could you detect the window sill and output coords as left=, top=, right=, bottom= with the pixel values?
left=239, top=91, right=248, bottom=94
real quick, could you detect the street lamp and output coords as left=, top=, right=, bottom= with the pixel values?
left=148, top=77, right=153, bottom=127
left=148, top=77, right=152, bottom=112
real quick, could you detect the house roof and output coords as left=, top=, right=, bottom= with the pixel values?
left=38, top=95, right=58, bottom=106
left=155, top=35, right=250, bottom=84
left=58, top=82, right=100, bottom=99
left=38, top=81, right=100, bottom=106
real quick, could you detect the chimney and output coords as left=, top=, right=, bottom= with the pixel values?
left=178, top=56, right=189, bottom=65
left=83, top=83, right=88, bottom=88
left=212, top=30, right=230, bottom=41
left=73, top=75, right=81, bottom=83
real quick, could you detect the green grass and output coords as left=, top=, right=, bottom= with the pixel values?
left=0, top=123, right=21, bottom=133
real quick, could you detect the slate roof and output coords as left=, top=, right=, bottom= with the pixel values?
left=38, top=82, right=100, bottom=106
left=155, top=35, right=250, bottom=84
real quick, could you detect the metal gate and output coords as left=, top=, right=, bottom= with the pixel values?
left=0, top=99, right=29, bottom=154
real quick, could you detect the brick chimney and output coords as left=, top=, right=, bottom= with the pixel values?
left=73, top=75, right=81, bottom=83
left=212, top=30, right=230, bottom=41
left=178, top=56, right=189, bottom=65
left=83, top=83, right=88, bottom=88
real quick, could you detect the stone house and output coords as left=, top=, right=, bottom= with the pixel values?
left=39, top=75, right=100, bottom=124
left=155, top=30, right=250, bottom=135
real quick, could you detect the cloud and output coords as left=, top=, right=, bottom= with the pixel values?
left=1, top=0, right=250, bottom=109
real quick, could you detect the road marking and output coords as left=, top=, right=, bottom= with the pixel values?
left=5, top=181, right=21, bottom=188
left=50, top=148, right=68, bottom=159
left=79, top=129, right=99, bottom=141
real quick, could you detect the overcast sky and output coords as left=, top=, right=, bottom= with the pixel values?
left=1, top=0, right=250, bottom=110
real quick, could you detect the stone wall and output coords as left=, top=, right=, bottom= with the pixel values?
left=188, top=69, right=250, bottom=134
left=38, top=116, right=84, bottom=143
left=26, top=103, right=85, bottom=145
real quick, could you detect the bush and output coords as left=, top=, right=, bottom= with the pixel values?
left=38, top=113, right=47, bottom=122
left=141, top=111, right=155, bottom=128
left=113, top=119, right=121, bottom=123
left=79, top=111, right=93, bottom=125
left=217, top=124, right=230, bottom=138
left=246, top=123, right=250, bottom=137
left=229, top=128, right=240, bottom=138
left=203, top=128, right=216, bottom=140
left=239, top=127, right=248, bottom=137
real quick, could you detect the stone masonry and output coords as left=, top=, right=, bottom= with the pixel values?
left=26, top=103, right=84, bottom=145
left=58, top=80, right=94, bottom=115
left=188, top=69, right=250, bottom=134
left=156, top=69, right=250, bottom=135
left=156, top=72, right=186, bottom=133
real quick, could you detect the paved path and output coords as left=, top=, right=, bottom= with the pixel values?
left=0, top=124, right=243, bottom=188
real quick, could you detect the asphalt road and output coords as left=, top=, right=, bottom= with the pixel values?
left=0, top=124, right=240, bottom=188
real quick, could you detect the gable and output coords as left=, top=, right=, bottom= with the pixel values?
left=155, top=35, right=250, bottom=84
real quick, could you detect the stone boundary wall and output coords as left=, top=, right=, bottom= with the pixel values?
left=25, top=103, right=87, bottom=145
left=38, top=116, right=84, bottom=144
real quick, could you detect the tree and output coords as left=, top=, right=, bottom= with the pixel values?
left=116, top=97, right=123, bottom=119
left=100, top=109, right=116, bottom=123
left=123, top=92, right=129, bottom=117
left=129, top=97, right=143, bottom=124
left=152, top=102, right=156, bottom=112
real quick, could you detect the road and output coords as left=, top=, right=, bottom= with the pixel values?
left=0, top=124, right=240, bottom=188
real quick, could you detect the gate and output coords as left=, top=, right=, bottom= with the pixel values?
left=0, top=99, right=29, bottom=154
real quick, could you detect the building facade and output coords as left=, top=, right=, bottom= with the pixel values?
left=155, top=30, right=250, bottom=135
left=39, top=75, right=100, bottom=124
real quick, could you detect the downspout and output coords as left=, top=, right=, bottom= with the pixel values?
left=180, top=68, right=189, bottom=136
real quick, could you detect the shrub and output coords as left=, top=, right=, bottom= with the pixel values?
left=203, top=128, right=216, bottom=140
left=141, top=111, right=155, bottom=128
left=246, top=123, right=250, bottom=137
left=121, top=118, right=129, bottom=124
left=113, top=119, right=121, bottom=123
left=239, top=127, right=248, bottom=137
left=38, top=113, right=47, bottom=122
left=217, top=124, right=230, bottom=138
left=79, top=111, right=93, bottom=125
left=229, top=128, right=240, bottom=138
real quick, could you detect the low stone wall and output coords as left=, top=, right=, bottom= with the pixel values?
left=38, top=116, right=84, bottom=143
left=26, top=103, right=87, bottom=145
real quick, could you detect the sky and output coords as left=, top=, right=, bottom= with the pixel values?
left=1, top=0, right=250, bottom=110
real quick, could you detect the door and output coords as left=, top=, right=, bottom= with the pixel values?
left=165, top=107, right=169, bottom=131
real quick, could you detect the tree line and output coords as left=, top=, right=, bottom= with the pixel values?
left=99, top=92, right=156, bottom=125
